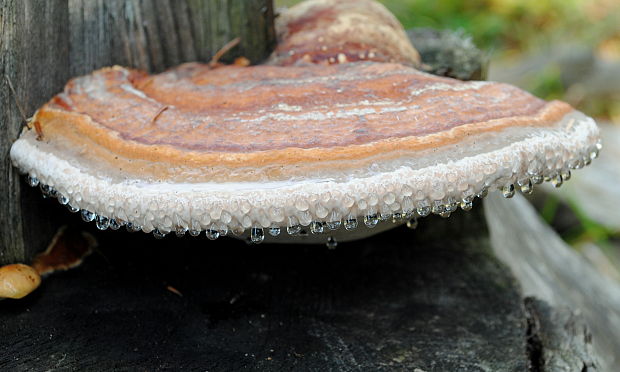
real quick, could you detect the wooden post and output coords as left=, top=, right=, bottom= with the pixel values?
left=1, top=0, right=70, bottom=265
left=0, top=0, right=275, bottom=265
left=67, top=0, right=275, bottom=74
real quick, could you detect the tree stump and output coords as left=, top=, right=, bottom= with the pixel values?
left=0, top=2, right=606, bottom=370
left=0, top=209, right=527, bottom=371
left=0, top=206, right=600, bottom=371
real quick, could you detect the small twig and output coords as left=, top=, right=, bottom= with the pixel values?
left=166, top=285, right=183, bottom=297
left=136, top=77, right=154, bottom=91
left=4, top=74, right=28, bottom=123
left=209, top=37, right=242, bottom=68
left=151, top=105, right=169, bottom=125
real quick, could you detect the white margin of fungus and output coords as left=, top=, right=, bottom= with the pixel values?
left=10, top=111, right=600, bottom=234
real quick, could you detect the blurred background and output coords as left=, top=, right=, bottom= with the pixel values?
left=277, top=0, right=620, bottom=279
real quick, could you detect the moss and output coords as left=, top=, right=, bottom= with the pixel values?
left=407, top=28, right=487, bottom=81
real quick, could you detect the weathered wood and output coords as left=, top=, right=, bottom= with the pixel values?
left=68, top=0, right=275, bottom=75
left=1, top=0, right=69, bottom=265
left=0, top=209, right=530, bottom=371
left=1, top=0, right=275, bottom=265
left=485, top=193, right=620, bottom=370
left=524, top=298, right=598, bottom=371
left=0, top=206, right=602, bottom=371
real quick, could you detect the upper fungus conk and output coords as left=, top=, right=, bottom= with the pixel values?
left=9, top=0, right=601, bottom=245
left=269, top=0, right=421, bottom=67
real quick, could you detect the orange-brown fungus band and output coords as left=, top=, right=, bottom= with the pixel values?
left=24, top=62, right=576, bottom=182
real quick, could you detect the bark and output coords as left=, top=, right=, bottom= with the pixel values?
left=485, top=193, right=619, bottom=370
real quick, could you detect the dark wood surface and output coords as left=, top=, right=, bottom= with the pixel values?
left=524, top=298, right=598, bottom=372
left=2, top=206, right=535, bottom=371
left=2, top=200, right=602, bottom=371
left=0, top=0, right=275, bottom=265
left=0, top=199, right=602, bottom=371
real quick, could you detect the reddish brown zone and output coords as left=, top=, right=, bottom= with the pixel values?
left=284, top=6, right=336, bottom=36
left=52, top=95, right=73, bottom=111
left=43, top=63, right=552, bottom=154
left=32, top=121, right=44, bottom=141
left=31, top=227, right=95, bottom=276
left=281, top=2, right=401, bottom=38
left=272, top=41, right=394, bottom=66
left=271, top=0, right=417, bottom=67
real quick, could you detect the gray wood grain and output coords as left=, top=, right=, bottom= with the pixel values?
left=1, top=0, right=275, bottom=265
left=68, top=0, right=275, bottom=75
left=525, top=298, right=598, bottom=372
left=1, top=0, right=69, bottom=265
left=485, top=193, right=620, bottom=371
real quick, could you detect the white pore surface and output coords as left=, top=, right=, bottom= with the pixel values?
left=10, top=111, right=600, bottom=234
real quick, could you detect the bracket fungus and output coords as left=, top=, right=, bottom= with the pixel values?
left=269, top=0, right=421, bottom=67
left=9, top=0, right=601, bottom=247
left=0, top=227, right=94, bottom=300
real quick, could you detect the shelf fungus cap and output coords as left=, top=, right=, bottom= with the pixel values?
left=10, top=61, right=600, bottom=243
left=270, top=0, right=421, bottom=67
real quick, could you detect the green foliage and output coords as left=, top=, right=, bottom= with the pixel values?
left=379, top=0, right=509, bottom=51
left=563, top=198, right=618, bottom=248
left=378, top=0, right=617, bottom=53
left=277, top=0, right=619, bottom=58
left=526, top=64, right=565, bottom=100
left=540, top=194, right=617, bottom=247
left=541, top=194, right=560, bottom=225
